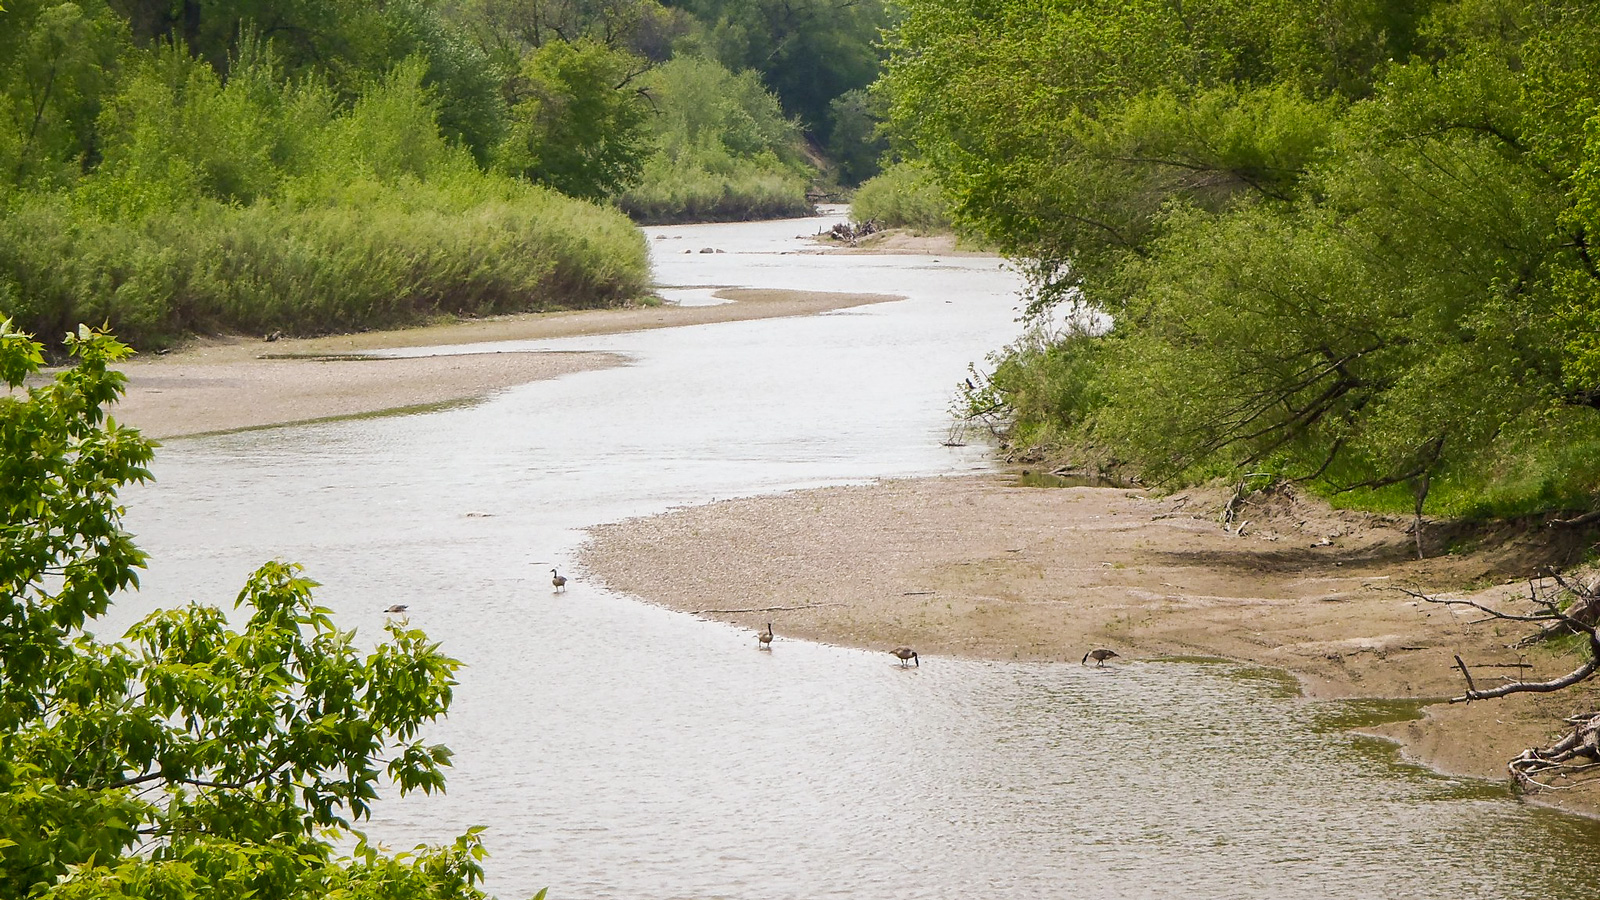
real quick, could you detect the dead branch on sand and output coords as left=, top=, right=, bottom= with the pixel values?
left=1403, top=573, right=1600, bottom=791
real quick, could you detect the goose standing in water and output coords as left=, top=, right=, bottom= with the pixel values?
left=891, top=647, right=919, bottom=667
left=1083, top=648, right=1119, bottom=667
left=551, top=569, right=568, bottom=593
left=757, top=623, right=773, bottom=650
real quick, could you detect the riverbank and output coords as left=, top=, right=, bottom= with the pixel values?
left=810, top=228, right=990, bottom=256
left=104, top=273, right=1600, bottom=817
left=110, top=288, right=898, bottom=438
left=581, top=475, right=1600, bottom=817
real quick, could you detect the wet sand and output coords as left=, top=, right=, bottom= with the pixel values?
left=581, top=476, right=1600, bottom=816
left=111, top=289, right=898, bottom=438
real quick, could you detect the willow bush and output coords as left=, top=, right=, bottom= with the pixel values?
left=850, top=159, right=950, bottom=231
left=618, top=56, right=812, bottom=224
left=0, top=47, right=648, bottom=350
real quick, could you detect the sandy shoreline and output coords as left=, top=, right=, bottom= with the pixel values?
left=110, top=288, right=898, bottom=438
left=581, top=475, right=1600, bottom=816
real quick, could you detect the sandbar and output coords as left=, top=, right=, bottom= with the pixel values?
left=581, top=475, right=1600, bottom=816
left=110, top=288, right=898, bottom=438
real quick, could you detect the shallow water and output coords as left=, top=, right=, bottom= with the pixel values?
left=117, top=209, right=1600, bottom=898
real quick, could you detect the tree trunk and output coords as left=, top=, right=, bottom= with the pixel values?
left=1412, top=472, right=1430, bottom=560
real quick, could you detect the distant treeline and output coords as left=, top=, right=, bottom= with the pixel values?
left=882, top=0, right=1600, bottom=523
left=0, top=0, right=892, bottom=347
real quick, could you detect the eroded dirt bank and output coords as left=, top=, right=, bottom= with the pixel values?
left=581, top=475, right=1600, bottom=816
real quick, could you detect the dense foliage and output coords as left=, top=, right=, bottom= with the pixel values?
left=498, top=37, right=653, bottom=200
left=884, top=0, right=1600, bottom=520
left=663, top=0, right=890, bottom=146
left=619, top=56, right=810, bottom=223
left=0, top=324, right=495, bottom=899
left=850, top=160, right=949, bottom=231
left=0, top=0, right=899, bottom=349
left=0, top=1, right=651, bottom=349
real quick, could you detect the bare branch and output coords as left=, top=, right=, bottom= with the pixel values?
left=1400, top=586, right=1557, bottom=624
left=1402, top=585, right=1600, bottom=702
left=1453, top=654, right=1478, bottom=696
left=1451, top=655, right=1597, bottom=703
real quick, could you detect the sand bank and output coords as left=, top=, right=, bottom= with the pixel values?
left=110, top=289, right=897, bottom=438
left=581, top=475, right=1600, bottom=816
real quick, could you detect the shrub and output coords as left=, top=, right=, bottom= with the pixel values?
left=0, top=51, right=650, bottom=350
left=851, top=160, right=950, bottom=231
left=618, top=56, right=813, bottom=223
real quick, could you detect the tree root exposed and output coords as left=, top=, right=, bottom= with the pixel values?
left=1509, top=713, right=1600, bottom=791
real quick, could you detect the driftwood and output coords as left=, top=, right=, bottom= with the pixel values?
left=825, top=219, right=881, bottom=245
left=1220, top=473, right=1274, bottom=529
left=1552, top=509, right=1600, bottom=528
left=1403, top=573, right=1600, bottom=790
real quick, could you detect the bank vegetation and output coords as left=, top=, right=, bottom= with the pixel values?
left=1, top=0, right=898, bottom=350
left=879, top=0, right=1600, bottom=779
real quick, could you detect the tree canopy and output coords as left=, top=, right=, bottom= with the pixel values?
left=664, top=0, right=891, bottom=143
left=885, top=0, right=1600, bottom=522
left=0, top=322, right=497, bottom=899
left=498, top=37, right=652, bottom=200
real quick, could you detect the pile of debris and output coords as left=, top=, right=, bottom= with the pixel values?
left=825, top=219, right=881, bottom=245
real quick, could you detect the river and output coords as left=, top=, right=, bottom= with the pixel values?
left=119, top=209, right=1600, bottom=899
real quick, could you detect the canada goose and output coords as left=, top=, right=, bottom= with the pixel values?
left=891, top=647, right=919, bottom=667
left=758, top=623, right=773, bottom=650
left=384, top=604, right=408, bottom=614
left=1083, top=648, right=1119, bottom=667
left=551, top=569, right=567, bottom=592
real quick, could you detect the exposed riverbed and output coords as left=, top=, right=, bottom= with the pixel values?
left=112, top=209, right=1600, bottom=898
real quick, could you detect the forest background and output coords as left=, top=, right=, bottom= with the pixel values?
left=885, top=0, right=1600, bottom=529
left=0, top=0, right=893, bottom=348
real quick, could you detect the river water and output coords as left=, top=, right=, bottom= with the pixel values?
left=118, top=209, right=1600, bottom=898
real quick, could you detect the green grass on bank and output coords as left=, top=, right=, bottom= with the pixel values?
left=1, top=179, right=648, bottom=351
left=618, top=153, right=811, bottom=224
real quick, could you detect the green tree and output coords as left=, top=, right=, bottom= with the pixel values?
left=0, top=322, right=500, bottom=899
left=618, top=54, right=810, bottom=222
left=498, top=37, right=651, bottom=199
left=888, top=0, right=1600, bottom=523
left=0, top=0, right=128, bottom=188
left=825, top=88, right=886, bottom=186
left=447, top=0, right=693, bottom=64
left=102, top=0, right=507, bottom=161
left=665, top=0, right=890, bottom=142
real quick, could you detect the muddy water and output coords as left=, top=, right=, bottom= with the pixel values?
left=118, top=209, right=1600, bottom=898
